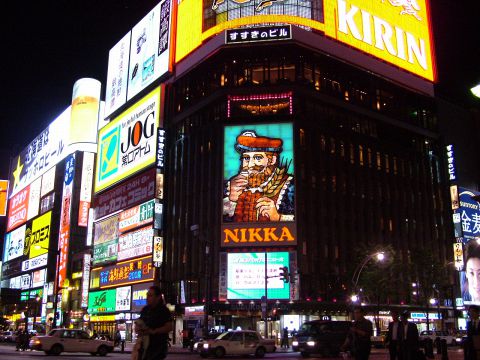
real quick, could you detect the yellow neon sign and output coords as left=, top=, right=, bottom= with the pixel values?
left=323, top=0, right=434, bottom=81
left=175, top=0, right=435, bottom=82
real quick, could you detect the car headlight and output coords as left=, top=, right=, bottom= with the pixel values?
left=307, top=341, right=316, bottom=347
left=292, top=341, right=299, bottom=346
left=194, top=343, right=198, bottom=350
left=203, top=343, right=209, bottom=349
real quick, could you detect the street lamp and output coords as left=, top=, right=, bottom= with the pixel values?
left=351, top=251, right=386, bottom=301
left=471, top=84, right=480, bottom=98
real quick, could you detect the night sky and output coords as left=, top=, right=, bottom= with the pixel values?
left=2, top=0, right=479, bottom=167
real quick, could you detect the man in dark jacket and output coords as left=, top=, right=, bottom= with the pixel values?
left=138, top=286, right=173, bottom=360
left=349, top=307, right=373, bottom=360
left=399, top=311, right=419, bottom=360
left=386, top=310, right=402, bottom=360
left=466, top=305, right=480, bottom=360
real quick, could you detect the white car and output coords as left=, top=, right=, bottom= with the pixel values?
left=199, top=330, right=276, bottom=358
left=419, top=330, right=457, bottom=346
left=30, top=328, right=114, bottom=356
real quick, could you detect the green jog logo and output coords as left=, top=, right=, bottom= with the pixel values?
left=98, top=126, right=120, bottom=182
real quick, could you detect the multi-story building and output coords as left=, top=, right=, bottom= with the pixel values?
left=0, top=79, right=101, bottom=331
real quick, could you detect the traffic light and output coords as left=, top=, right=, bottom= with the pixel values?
left=279, top=266, right=289, bottom=283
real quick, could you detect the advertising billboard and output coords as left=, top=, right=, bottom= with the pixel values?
left=40, top=166, right=56, bottom=197
left=127, top=0, right=173, bottom=100
left=24, top=211, right=52, bottom=259
left=7, top=186, right=30, bottom=232
left=94, top=168, right=156, bottom=220
left=0, top=180, right=8, bottom=216
left=9, top=107, right=71, bottom=198
left=117, top=226, right=153, bottom=261
left=458, top=188, right=480, bottom=240
left=175, top=0, right=434, bottom=81
left=81, top=254, right=92, bottom=308
left=226, top=252, right=290, bottom=300
left=93, top=239, right=118, bottom=265
left=88, top=289, right=117, bottom=314
left=115, top=286, right=132, bottom=311
left=94, top=255, right=155, bottom=289
left=323, top=0, right=434, bottom=81
left=94, top=215, right=120, bottom=245
left=57, top=154, right=75, bottom=287
left=78, top=152, right=95, bottom=227
left=3, top=224, right=26, bottom=262
left=118, top=200, right=155, bottom=233
left=95, top=87, right=161, bottom=193
left=222, top=123, right=295, bottom=247
left=131, top=282, right=153, bottom=312
left=460, top=240, right=480, bottom=306
left=105, top=32, right=131, bottom=117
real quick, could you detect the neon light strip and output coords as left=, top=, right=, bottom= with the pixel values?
left=227, top=92, right=293, bottom=117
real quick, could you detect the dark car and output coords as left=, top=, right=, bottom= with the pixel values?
left=292, top=320, right=351, bottom=358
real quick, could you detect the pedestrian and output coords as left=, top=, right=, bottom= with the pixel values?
left=345, top=307, right=373, bottom=360
left=466, top=305, right=480, bottom=360
left=135, top=286, right=173, bottom=360
left=181, top=329, right=189, bottom=348
left=22, top=330, right=30, bottom=351
left=115, top=330, right=121, bottom=347
left=15, top=330, right=22, bottom=351
left=386, top=310, right=402, bottom=360
left=399, top=311, right=419, bottom=360
left=281, top=327, right=289, bottom=349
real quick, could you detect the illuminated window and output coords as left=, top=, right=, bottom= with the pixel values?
left=349, top=144, right=355, bottom=164
left=393, top=157, right=398, bottom=175
left=385, top=154, right=390, bottom=173
left=339, top=141, right=345, bottom=158
left=358, top=145, right=364, bottom=166
left=320, top=135, right=326, bottom=151
left=376, top=152, right=381, bottom=170
left=367, top=148, right=372, bottom=168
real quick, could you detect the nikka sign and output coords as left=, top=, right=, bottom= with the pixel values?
left=324, top=0, right=434, bottom=81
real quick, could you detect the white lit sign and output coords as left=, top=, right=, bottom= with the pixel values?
left=115, top=286, right=132, bottom=311
left=3, top=224, right=26, bottom=262
left=117, top=226, right=154, bottom=261
left=9, top=107, right=71, bottom=198
left=78, top=152, right=95, bottom=227
left=40, top=166, right=56, bottom=197
left=105, top=32, right=131, bottom=117
left=27, top=177, right=41, bottom=221
left=153, top=236, right=163, bottom=267
left=81, top=254, right=92, bottom=308
left=127, top=0, right=172, bottom=100
left=22, top=253, right=48, bottom=272
left=446, top=145, right=456, bottom=181
left=32, top=268, right=47, bottom=288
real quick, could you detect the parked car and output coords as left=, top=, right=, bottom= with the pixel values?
left=29, top=328, right=114, bottom=356
left=292, top=320, right=351, bottom=358
left=198, top=330, right=276, bottom=358
left=419, top=330, right=457, bottom=346
left=1, top=331, right=16, bottom=343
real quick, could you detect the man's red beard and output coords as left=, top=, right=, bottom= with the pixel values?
left=245, top=165, right=275, bottom=187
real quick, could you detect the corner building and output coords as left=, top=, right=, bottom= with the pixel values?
left=160, top=0, right=452, bottom=335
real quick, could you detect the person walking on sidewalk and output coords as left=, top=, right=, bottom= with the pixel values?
left=466, top=305, right=480, bottom=360
left=399, top=311, right=419, bottom=360
left=136, top=286, right=173, bottom=360
left=345, top=307, right=373, bottom=360
left=281, top=327, right=289, bottom=349
left=386, top=310, right=402, bottom=360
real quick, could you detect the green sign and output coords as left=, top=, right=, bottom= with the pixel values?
left=93, top=239, right=118, bottom=264
left=88, top=289, right=116, bottom=314
left=21, top=288, right=43, bottom=301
